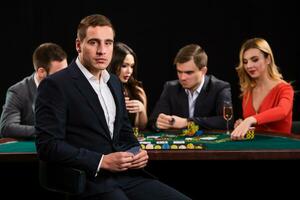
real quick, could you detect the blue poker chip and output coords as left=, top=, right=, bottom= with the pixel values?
left=194, top=130, right=204, bottom=136
left=162, top=143, right=170, bottom=149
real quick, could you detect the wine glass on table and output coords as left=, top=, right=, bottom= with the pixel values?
left=223, top=101, right=233, bottom=135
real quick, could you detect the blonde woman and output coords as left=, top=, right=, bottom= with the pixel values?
left=231, top=38, right=294, bottom=140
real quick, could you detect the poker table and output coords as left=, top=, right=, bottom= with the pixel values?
left=2, top=131, right=300, bottom=160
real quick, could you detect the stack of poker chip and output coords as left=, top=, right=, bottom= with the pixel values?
left=244, top=129, right=255, bottom=140
left=181, top=122, right=200, bottom=136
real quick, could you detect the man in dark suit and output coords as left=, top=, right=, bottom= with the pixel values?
left=35, top=14, right=191, bottom=200
left=149, top=44, right=232, bottom=131
left=0, top=43, right=67, bottom=138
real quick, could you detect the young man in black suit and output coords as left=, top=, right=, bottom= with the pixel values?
left=149, top=44, right=232, bottom=131
left=35, top=14, right=191, bottom=200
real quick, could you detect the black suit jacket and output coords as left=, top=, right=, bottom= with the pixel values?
left=35, top=61, right=142, bottom=196
left=149, top=75, right=233, bottom=130
left=0, top=73, right=36, bottom=138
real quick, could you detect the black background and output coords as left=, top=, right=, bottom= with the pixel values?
left=1, top=0, right=299, bottom=121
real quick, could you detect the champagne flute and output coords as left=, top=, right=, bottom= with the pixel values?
left=223, top=101, right=233, bottom=135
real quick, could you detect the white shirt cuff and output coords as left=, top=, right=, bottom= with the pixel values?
left=95, top=154, right=104, bottom=177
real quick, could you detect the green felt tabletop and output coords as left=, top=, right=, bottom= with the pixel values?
left=1, top=132, right=300, bottom=153
left=205, top=134, right=300, bottom=150
left=0, top=141, right=36, bottom=153
left=141, top=132, right=300, bottom=150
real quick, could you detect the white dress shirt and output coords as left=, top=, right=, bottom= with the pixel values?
left=76, top=58, right=116, bottom=176
left=185, top=76, right=205, bottom=118
left=76, top=58, right=116, bottom=138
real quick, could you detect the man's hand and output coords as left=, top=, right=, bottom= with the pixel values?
left=129, top=150, right=148, bottom=169
left=156, top=113, right=174, bottom=129
left=171, top=115, right=188, bottom=129
left=101, top=152, right=134, bottom=172
left=156, top=113, right=188, bottom=130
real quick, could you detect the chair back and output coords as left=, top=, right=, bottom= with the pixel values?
left=39, top=161, right=86, bottom=195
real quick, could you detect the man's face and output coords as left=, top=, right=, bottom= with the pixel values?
left=176, top=59, right=206, bottom=91
left=76, top=26, right=114, bottom=75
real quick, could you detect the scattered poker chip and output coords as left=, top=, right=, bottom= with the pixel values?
left=162, top=143, right=170, bottom=149
left=181, top=122, right=200, bottom=136
left=145, top=144, right=154, bottom=149
left=195, top=145, right=204, bottom=149
left=194, top=130, right=204, bottom=136
left=182, top=129, right=189, bottom=135
left=138, top=131, right=208, bottom=150
left=187, top=143, right=194, bottom=149
left=133, top=127, right=139, bottom=137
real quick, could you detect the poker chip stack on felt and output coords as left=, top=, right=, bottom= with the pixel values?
left=181, top=122, right=200, bottom=136
left=244, top=129, right=255, bottom=140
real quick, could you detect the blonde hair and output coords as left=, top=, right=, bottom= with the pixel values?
left=236, top=38, right=283, bottom=96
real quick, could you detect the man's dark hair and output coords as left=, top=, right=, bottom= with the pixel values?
left=32, top=42, right=67, bottom=71
left=174, top=44, right=208, bottom=69
left=77, top=14, right=115, bottom=41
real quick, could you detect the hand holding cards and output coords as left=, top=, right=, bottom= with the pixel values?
left=126, top=146, right=141, bottom=155
left=129, top=148, right=148, bottom=169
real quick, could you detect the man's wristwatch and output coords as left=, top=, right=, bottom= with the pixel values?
left=169, top=117, right=175, bottom=126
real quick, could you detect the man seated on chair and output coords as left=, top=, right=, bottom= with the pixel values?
left=148, top=44, right=233, bottom=131
left=35, top=14, right=191, bottom=200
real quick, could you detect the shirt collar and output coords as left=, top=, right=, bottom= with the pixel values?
left=34, top=72, right=39, bottom=87
left=185, top=75, right=205, bottom=95
left=76, top=57, right=110, bottom=83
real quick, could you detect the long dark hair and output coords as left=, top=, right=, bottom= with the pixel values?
left=109, top=42, right=143, bottom=102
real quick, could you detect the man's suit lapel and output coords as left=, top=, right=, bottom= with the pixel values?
left=107, top=80, right=121, bottom=137
left=194, top=75, right=209, bottom=115
left=179, top=87, right=190, bottom=117
left=69, top=63, right=111, bottom=140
